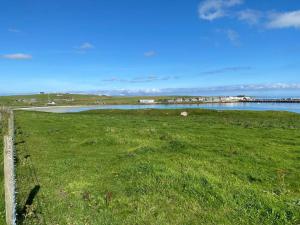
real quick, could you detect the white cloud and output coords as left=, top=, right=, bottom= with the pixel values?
left=198, top=0, right=243, bottom=21
left=144, top=50, right=156, bottom=57
left=8, top=28, right=21, bottom=33
left=78, top=42, right=94, bottom=50
left=267, top=10, right=300, bottom=29
left=214, top=83, right=300, bottom=91
left=201, top=66, right=251, bottom=75
left=2, top=53, right=32, bottom=60
left=226, top=29, right=239, bottom=43
left=198, top=2, right=300, bottom=30
left=106, top=88, right=162, bottom=96
left=237, top=9, right=262, bottom=25
left=216, top=29, right=240, bottom=45
left=102, top=75, right=178, bottom=83
left=87, top=82, right=300, bottom=96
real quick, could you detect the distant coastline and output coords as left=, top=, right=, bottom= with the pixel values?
left=16, top=102, right=300, bottom=114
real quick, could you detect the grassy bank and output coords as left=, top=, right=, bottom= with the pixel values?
left=14, top=109, right=300, bottom=224
left=0, top=110, right=10, bottom=224
left=0, top=127, right=5, bottom=224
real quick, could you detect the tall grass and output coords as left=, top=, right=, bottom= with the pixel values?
left=0, top=108, right=11, bottom=223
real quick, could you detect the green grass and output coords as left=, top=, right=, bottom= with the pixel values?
left=0, top=94, right=179, bottom=107
left=13, top=109, right=300, bottom=224
left=0, top=110, right=9, bottom=224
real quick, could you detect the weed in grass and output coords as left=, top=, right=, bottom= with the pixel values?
left=276, top=169, right=288, bottom=195
left=105, top=192, right=113, bottom=206
left=167, top=140, right=186, bottom=152
left=247, top=174, right=262, bottom=183
left=82, top=191, right=91, bottom=201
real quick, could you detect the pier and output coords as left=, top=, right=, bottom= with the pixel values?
left=241, top=99, right=300, bottom=103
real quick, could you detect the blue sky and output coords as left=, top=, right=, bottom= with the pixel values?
left=1, top=0, right=300, bottom=96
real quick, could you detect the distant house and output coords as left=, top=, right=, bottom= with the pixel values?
left=242, top=96, right=252, bottom=101
left=167, top=99, right=175, bottom=103
left=47, top=101, right=56, bottom=106
left=139, top=99, right=155, bottom=104
left=219, top=96, right=252, bottom=102
left=219, top=96, right=230, bottom=102
left=174, top=98, right=182, bottom=103
left=197, top=97, right=205, bottom=102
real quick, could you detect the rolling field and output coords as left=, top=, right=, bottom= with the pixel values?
left=11, top=109, right=300, bottom=224
left=0, top=94, right=177, bottom=107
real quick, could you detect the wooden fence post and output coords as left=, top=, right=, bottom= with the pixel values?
left=3, top=110, right=16, bottom=225
left=8, top=111, right=14, bottom=138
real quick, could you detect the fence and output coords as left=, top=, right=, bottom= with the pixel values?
left=1, top=108, right=16, bottom=225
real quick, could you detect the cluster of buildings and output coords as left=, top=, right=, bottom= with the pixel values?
left=139, top=96, right=252, bottom=104
left=15, top=93, right=76, bottom=106
left=47, top=97, right=75, bottom=106
left=15, top=98, right=37, bottom=104
left=139, top=99, right=156, bottom=104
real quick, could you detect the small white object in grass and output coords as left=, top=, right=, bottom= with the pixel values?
left=181, top=111, right=188, bottom=117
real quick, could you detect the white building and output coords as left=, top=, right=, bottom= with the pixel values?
left=139, top=99, right=155, bottom=104
left=47, top=101, right=56, bottom=106
left=167, top=99, right=175, bottom=103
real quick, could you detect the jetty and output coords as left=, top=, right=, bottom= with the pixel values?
left=241, top=98, right=300, bottom=103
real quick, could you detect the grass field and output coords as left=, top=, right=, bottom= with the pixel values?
left=10, top=109, right=300, bottom=224
left=0, top=94, right=177, bottom=107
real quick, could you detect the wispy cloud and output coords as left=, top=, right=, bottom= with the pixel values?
left=198, top=1, right=300, bottom=30
left=88, top=82, right=300, bottom=96
left=79, top=42, right=94, bottom=50
left=267, top=10, right=300, bottom=29
left=8, top=28, right=21, bottom=33
left=198, top=0, right=243, bottom=21
left=95, top=88, right=163, bottom=96
left=1, top=53, right=32, bottom=60
left=216, top=29, right=241, bottom=46
left=207, top=83, right=300, bottom=91
left=102, top=75, right=178, bottom=83
left=144, top=50, right=156, bottom=57
left=201, top=66, right=251, bottom=75
left=130, top=75, right=172, bottom=82
left=237, top=9, right=262, bottom=25
left=74, top=42, right=95, bottom=53
left=225, top=29, right=240, bottom=45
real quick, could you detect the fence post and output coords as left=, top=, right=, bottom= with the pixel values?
left=3, top=110, right=16, bottom=225
left=8, top=111, right=14, bottom=138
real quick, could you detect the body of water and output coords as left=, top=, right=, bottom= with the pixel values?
left=20, top=102, right=300, bottom=114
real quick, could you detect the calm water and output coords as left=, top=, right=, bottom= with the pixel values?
left=21, top=102, right=300, bottom=114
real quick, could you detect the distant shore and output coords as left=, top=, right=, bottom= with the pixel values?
left=16, top=102, right=300, bottom=114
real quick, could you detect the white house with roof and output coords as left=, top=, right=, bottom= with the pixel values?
left=139, top=99, right=155, bottom=104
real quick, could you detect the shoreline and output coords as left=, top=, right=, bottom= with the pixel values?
left=16, top=101, right=272, bottom=111
left=15, top=102, right=243, bottom=110
left=15, top=102, right=300, bottom=114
